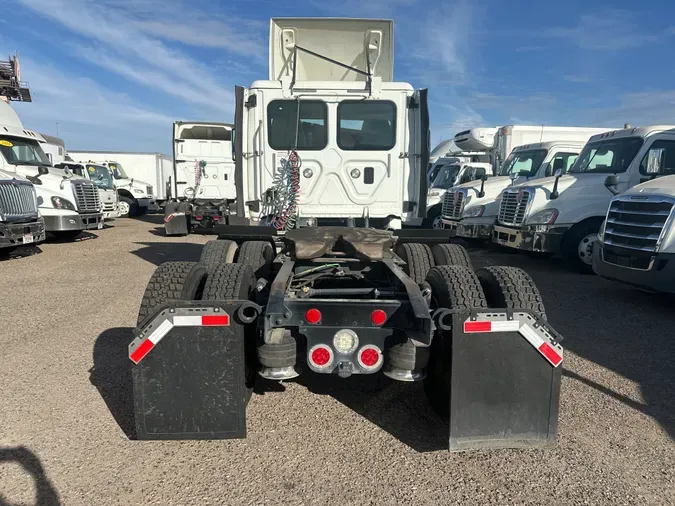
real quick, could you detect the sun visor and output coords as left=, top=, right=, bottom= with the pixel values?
left=269, top=18, right=394, bottom=82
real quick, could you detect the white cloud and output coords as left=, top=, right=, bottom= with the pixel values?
left=590, top=90, right=675, bottom=127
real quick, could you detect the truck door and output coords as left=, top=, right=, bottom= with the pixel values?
left=411, top=89, right=430, bottom=218
left=632, top=137, right=675, bottom=186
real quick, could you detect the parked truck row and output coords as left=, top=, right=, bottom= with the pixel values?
left=435, top=123, right=675, bottom=294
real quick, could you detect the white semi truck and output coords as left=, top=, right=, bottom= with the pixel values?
left=0, top=168, right=45, bottom=254
left=593, top=172, right=675, bottom=293
left=492, top=125, right=675, bottom=272
left=440, top=128, right=618, bottom=237
left=55, top=161, right=119, bottom=220
left=68, top=153, right=157, bottom=218
left=0, top=101, right=102, bottom=238
left=166, top=18, right=433, bottom=234
left=163, top=122, right=237, bottom=234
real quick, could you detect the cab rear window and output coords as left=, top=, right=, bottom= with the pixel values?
left=337, top=101, right=396, bottom=151
left=267, top=100, right=327, bottom=151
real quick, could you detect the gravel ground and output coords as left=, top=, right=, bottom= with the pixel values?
left=0, top=217, right=673, bottom=506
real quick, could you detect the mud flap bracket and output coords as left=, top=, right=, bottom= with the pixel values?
left=130, top=301, right=257, bottom=440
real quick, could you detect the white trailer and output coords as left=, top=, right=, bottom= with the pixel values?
left=492, top=125, right=675, bottom=272
left=39, top=133, right=66, bottom=165
left=165, top=18, right=433, bottom=234
left=453, top=128, right=497, bottom=152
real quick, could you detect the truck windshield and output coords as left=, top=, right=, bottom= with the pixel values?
left=499, top=149, right=547, bottom=177
left=108, top=162, right=128, bottom=179
left=0, top=136, right=51, bottom=166
left=431, top=164, right=461, bottom=189
left=569, top=137, right=643, bottom=174
left=86, top=164, right=115, bottom=190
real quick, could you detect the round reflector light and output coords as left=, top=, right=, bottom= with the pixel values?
left=358, top=345, right=383, bottom=370
left=371, top=309, right=387, bottom=326
left=309, top=345, right=333, bottom=369
left=333, top=329, right=359, bottom=354
left=305, top=308, right=322, bottom=324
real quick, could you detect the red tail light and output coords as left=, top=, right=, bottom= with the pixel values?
left=309, top=345, right=333, bottom=369
left=194, top=215, right=203, bottom=221
left=371, top=309, right=387, bottom=326
left=305, top=308, right=322, bottom=324
left=358, top=345, right=383, bottom=370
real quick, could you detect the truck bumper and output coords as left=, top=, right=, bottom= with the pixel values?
left=441, top=218, right=459, bottom=232
left=0, top=217, right=46, bottom=248
left=103, top=209, right=120, bottom=220
left=492, top=224, right=568, bottom=253
left=457, top=220, right=493, bottom=240
left=592, top=243, right=675, bottom=293
left=138, top=198, right=158, bottom=211
left=44, top=212, right=104, bottom=232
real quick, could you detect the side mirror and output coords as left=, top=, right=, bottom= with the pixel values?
left=604, top=175, right=620, bottom=195
left=554, top=168, right=563, bottom=178
left=552, top=158, right=565, bottom=173
left=550, top=169, right=564, bottom=200
left=37, top=166, right=49, bottom=176
left=509, top=172, right=518, bottom=185
left=646, top=148, right=664, bottom=174
left=481, top=173, right=488, bottom=182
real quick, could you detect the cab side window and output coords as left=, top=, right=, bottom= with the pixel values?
left=639, top=140, right=675, bottom=176
left=548, top=152, right=578, bottom=176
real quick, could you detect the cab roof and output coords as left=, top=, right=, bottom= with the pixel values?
left=588, top=125, right=675, bottom=143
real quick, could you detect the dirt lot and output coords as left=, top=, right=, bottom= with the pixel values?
left=0, top=216, right=673, bottom=506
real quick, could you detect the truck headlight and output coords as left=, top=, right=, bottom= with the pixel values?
left=463, top=205, right=485, bottom=218
left=51, top=196, right=76, bottom=210
left=527, top=209, right=558, bottom=225
left=133, top=188, right=145, bottom=195
left=428, top=190, right=442, bottom=198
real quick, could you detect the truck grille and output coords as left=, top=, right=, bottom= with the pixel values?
left=72, top=180, right=101, bottom=213
left=603, top=197, right=674, bottom=252
left=498, top=189, right=532, bottom=226
left=441, top=190, right=465, bottom=220
left=146, top=185, right=153, bottom=196
left=0, top=180, right=38, bottom=220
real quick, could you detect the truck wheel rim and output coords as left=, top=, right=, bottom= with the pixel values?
left=577, top=233, right=596, bottom=265
left=119, top=201, right=130, bottom=216
left=432, top=216, right=443, bottom=229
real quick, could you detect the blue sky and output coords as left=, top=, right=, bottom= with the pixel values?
left=3, top=0, right=675, bottom=155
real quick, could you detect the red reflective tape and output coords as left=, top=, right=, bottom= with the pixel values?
left=538, top=342, right=563, bottom=366
left=202, top=314, right=230, bottom=326
left=464, top=321, right=492, bottom=333
left=130, top=339, right=155, bottom=364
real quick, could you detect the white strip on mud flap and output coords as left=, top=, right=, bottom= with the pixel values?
left=129, top=319, right=175, bottom=364
left=463, top=320, right=521, bottom=333
left=173, top=315, right=203, bottom=327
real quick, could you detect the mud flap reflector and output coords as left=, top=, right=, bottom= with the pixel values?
left=130, top=306, right=247, bottom=440
left=449, top=312, right=562, bottom=452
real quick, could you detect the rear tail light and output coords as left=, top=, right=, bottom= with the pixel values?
left=371, top=309, right=387, bottom=326
left=358, top=345, right=383, bottom=370
left=195, top=215, right=203, bottom=221
left=305, top=308, right=322, bottom=325
left=309, top=345, right=333, bottom=369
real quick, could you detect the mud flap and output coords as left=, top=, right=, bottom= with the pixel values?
left=446, top=310, right=563, bottom=451
left=130, top=301, right=257, bottom=440
left=164, top=202, right=189, bottom=236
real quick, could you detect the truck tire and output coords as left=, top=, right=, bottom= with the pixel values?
left=396, top=243, right=435, bottom=284
left=201, top=263, right=257, bottom=399
left=561, top=219, right=604, bottom=274
left=118, top=196, right=137, bottom=218
left=136, top=261, right=208, bottom=326
left=422, top=205, right=442, bottom=229
left=423, top=265, right=488, bottom=418
left=476, top=266, right=547, bottom=320
left=431, top=243, right=472, bottom=269
left=200, top=240, right=238, bottom=272
left=236, top=241, right=275, bottom=279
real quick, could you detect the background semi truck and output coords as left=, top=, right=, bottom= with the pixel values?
left=55, top=161, right=119, bottom=220
left=492, top=125, right=675, bottom=272
left=0, top=168, right=44, bottom=253
left=0, top=101, right=102, bottom=238
left=163, top=121, right=237, bottom=235
left=593, top=174, right=675, bottom=293
left=440, top=127, right=618, bottom=236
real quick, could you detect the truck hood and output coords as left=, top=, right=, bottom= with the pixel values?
left=116, top=177, right=151, bottom=189
left=521, top=173, right=609, bottom=194
left=623, top=175, right=675, bottom=195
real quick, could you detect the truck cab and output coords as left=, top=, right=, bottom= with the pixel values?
left=55, top=162, right=119, bottom=220
left=74, top=159, right=155, bottom=217
left=441, top=141, right=585, bottom=238
left=0, top=101, right=102, bottom=238
left=491, top=125, right=675, bottom=272
left=425, top=161, right=493, bottom=229
left=235, top=18, right=429, bottom=231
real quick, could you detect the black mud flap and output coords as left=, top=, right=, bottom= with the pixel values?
left=130, top=301, right=259, bottom=440
left=164, top=205, right=189, bottom=236
left=445, top=310, right=563, bottom=451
